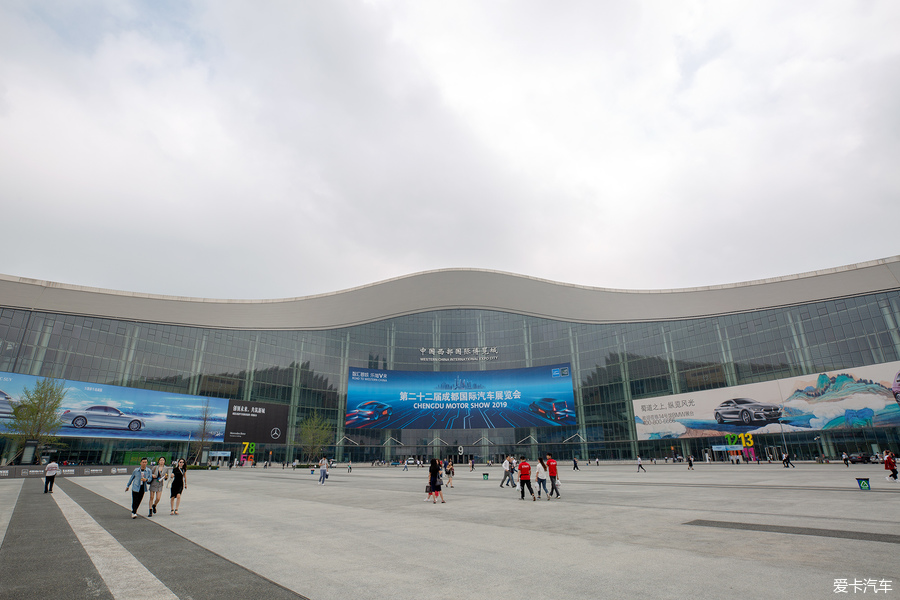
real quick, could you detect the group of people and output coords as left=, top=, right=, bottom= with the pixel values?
left=499, top=453, right=561, bottom=500
left=425, top=458, right=455, bottom=503
left=127, top=457, right=187, bottom=519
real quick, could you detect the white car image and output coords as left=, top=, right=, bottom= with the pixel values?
left=61, top=405, right=145, bottom=431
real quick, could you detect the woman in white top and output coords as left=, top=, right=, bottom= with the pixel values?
left=535, top=458, right=549, bottom=499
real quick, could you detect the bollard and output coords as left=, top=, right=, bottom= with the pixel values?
left=856, top=478, right=870, bottom=490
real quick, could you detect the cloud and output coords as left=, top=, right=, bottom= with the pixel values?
left=0, top=1, right=898, bottom=298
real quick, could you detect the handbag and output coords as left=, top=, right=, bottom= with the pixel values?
left=436, top=475, right=443, bottom=486
left=425, top=484, right=432, bottom=493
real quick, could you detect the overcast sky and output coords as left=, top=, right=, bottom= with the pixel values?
left=1, top=1, right=897, bottom=299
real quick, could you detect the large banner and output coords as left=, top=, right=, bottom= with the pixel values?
left=633, top=360, right=900, bottom=440
left=345, top=364, right=576, bottom=429
left=0, top=371, right=228, bottom=442
left=224, top=400, right=288, bottom=444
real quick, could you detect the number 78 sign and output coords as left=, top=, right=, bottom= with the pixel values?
left=241, top=442, right=256, bottom=462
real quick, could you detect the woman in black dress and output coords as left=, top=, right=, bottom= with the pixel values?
left=427, top=458, right=445, bottom=504
left=169, top=458, right=187, bottom=515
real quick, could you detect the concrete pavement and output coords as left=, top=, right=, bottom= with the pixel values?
left=1, top=461, right=898, bottom=599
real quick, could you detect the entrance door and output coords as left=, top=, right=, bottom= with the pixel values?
left=765, top=446, right=783, bottom=462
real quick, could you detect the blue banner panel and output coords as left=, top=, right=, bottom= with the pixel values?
left=345, top=364, right=576, bottom=430
left=0, top=371, right=228, bottom=442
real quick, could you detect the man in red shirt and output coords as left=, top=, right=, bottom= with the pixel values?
left=885, top=451, right=897, bottom=482
left=518, top=456, right=535, bottom=501
left=546, top=453, right=560, bottom=499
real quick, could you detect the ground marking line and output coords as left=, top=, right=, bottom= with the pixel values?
left=52, top=487, right=178, bottom=600
left=686, top=519, right=900, bottom=544
left=0, top=478, right=24, bottom=548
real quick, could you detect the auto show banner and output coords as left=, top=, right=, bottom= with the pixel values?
left=223, top=400, right=288, bottom=444
left=633, top=360, right=900, bottom=440
left=345, top=363, right=576, bottom=429
left=0, top=371, right=228, bottom=442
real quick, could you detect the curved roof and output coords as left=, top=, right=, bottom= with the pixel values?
left=1, top=257, right=899, bottom=330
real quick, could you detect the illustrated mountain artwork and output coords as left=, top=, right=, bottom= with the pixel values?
left=785, top=373, right=887, bottom=404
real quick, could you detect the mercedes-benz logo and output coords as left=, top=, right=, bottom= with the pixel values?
left=271, top=427, right=282, bottom=439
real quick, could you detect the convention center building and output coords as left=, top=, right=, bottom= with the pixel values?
left=1, top=257, right=899, bottom=466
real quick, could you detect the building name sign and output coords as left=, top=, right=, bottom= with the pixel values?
left=419, top=347, right=499, bottom=362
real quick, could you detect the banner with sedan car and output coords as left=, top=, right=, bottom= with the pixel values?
left=0, top=370, right=229, bottom=441
left=345, top=364, right=576, bottom=430
left=634, top=360, right=900, bottom=440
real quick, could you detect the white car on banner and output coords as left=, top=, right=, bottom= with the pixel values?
left=61, top=406, right=146, bottom=431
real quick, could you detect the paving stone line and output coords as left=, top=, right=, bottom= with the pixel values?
left=0, top=478, right=114, bottom=600
left=57, top=479, right=310, bottom=600
left=52, top=486, right=178, bottom=600
left=686, top=519, right=900, bottom=544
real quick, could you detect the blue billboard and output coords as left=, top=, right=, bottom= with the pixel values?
left=345, top=364, right=576, bottom=429
left=0, top=371, right=228, bottom=441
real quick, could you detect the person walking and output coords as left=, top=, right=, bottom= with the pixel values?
left=500, top=456, right=514, bottom=488
left=44, top=459, right=59, bottom=493
left=446, top=460, right=454, bottom=488
left=546, top=453, right=560, bottom=499
left=842, top=452, right=850, bottom=467
left=535, top=457, right=549, bottom=499
left=518, top=456, right=536, bottom=501
left=687, top=455, right=694, bottom=470
left=884, top=451, right=897, bottom=482
left=347, top=460, right=352, bottom=473
left=784, top=452, right=795, bottom=468
left=169, top=458, right=187, bottom=515
left=318, top=456, right=329, bottom=485
left=637, top=456, right=647, bottom=473
left=126, top=458, right=152, bottom=519
left=428, top=458, right=445, bottom=504
left=573, top=457, right=580, bottom=471
left=147, top=457, right=168, bottom=517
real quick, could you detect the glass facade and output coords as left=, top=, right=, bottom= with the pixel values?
left=2, top=287, right=900, bottom=465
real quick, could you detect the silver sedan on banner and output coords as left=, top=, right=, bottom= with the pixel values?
left=61, top=405, right=146, bottom=431
left=713, top=398, right=782, bottom=425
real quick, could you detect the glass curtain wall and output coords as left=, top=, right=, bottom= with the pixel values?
left=0, top=289, right=898, bottom=464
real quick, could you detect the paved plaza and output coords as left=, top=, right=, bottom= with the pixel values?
left=1, top=460, right=898, bottom=600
